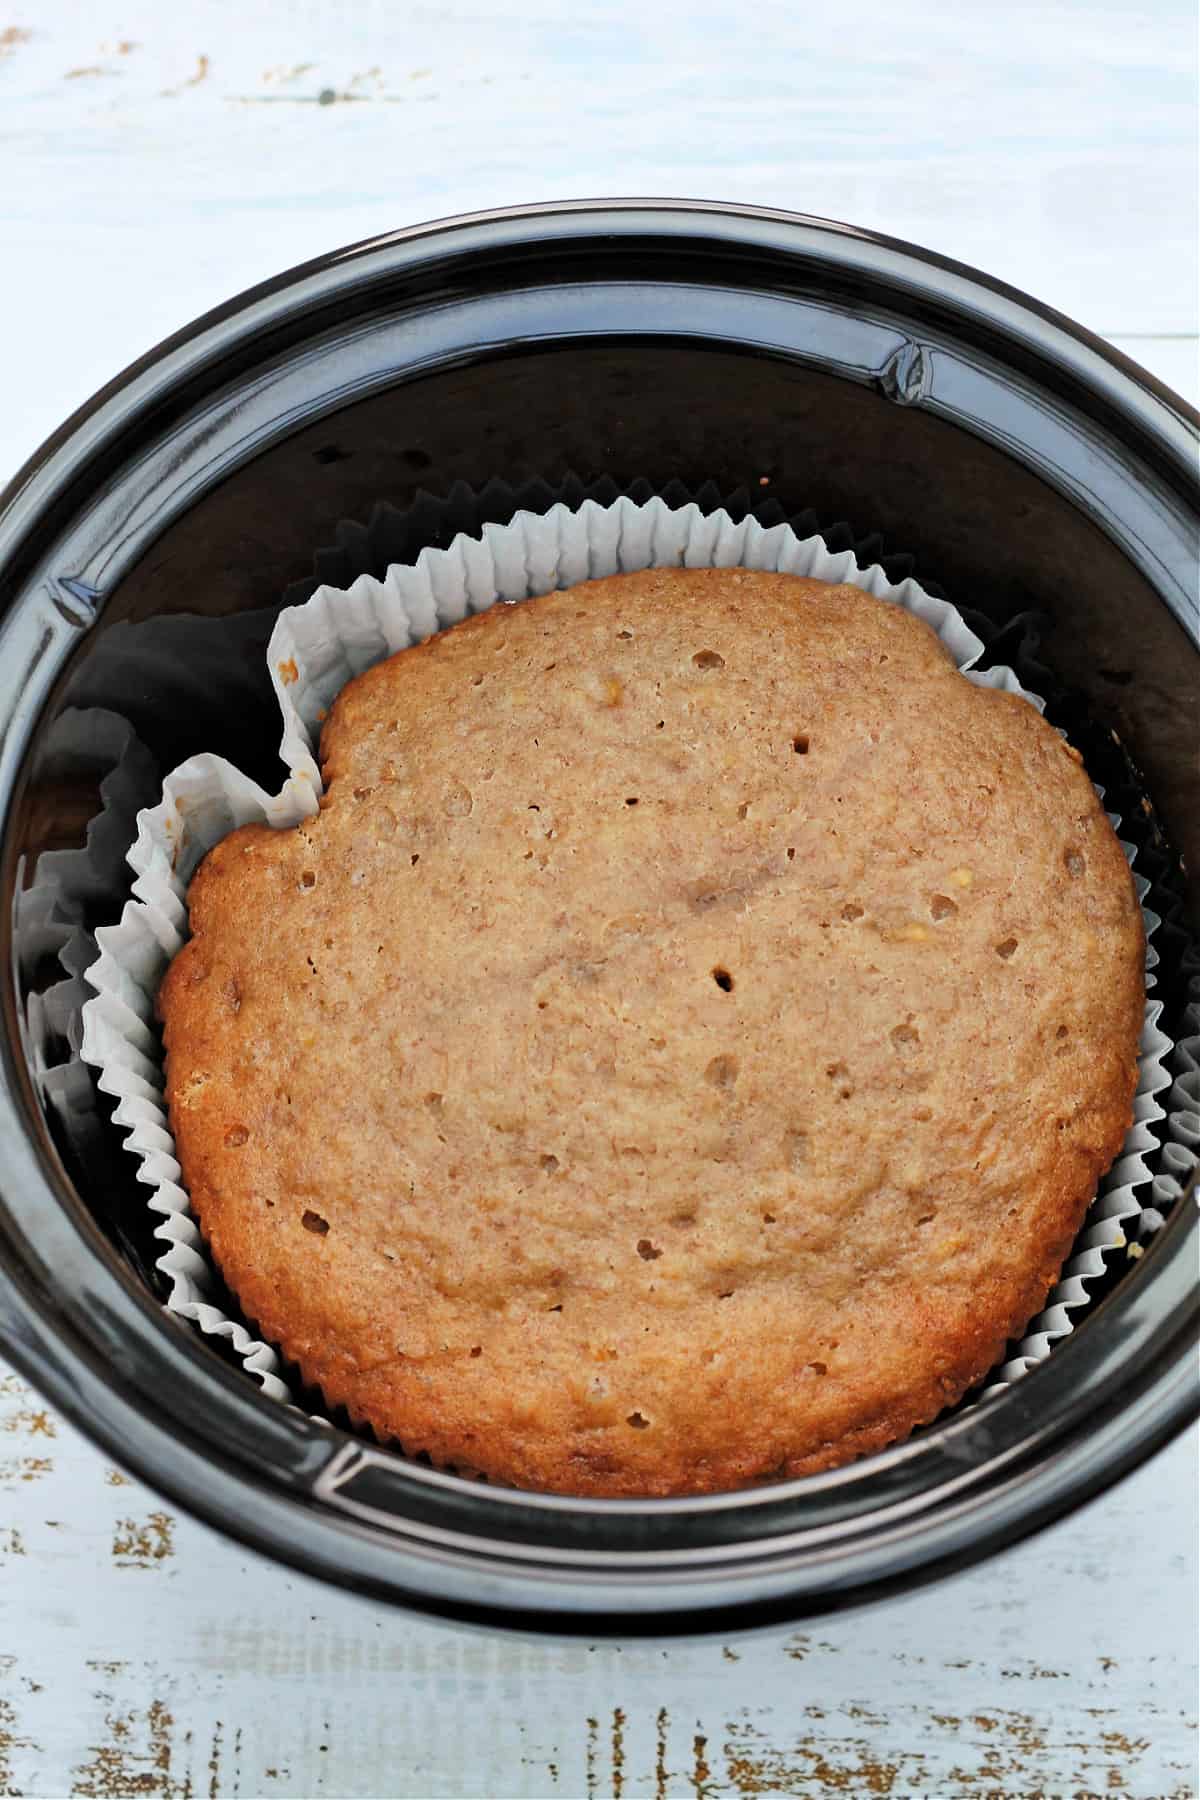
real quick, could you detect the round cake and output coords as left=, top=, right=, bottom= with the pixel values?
left=158, top=567, right=1144, bottom=1495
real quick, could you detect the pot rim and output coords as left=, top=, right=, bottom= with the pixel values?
left=4, top=196, right=1199, bottom=523
left=0, top=198, right=1196, bottom=1632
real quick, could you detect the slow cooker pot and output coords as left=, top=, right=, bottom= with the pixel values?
left=0, top=201, right=1196, bottom=1634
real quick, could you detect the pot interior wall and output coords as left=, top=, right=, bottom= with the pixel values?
left=11, top=338, right=1199, bottom=1292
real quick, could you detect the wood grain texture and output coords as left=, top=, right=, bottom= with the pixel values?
left=1, top=1, right=1197, bottom=1794
left=0, top=1366, right=1197, bottom=1798
left=0, top=0, right=1196, bottom=478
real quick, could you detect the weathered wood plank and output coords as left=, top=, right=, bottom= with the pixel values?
left=1, top=1367, right=1197, bottom=1795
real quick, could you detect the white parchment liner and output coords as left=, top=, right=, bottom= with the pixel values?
left=80, top=499, right=1176, bottom=1414
left=19, top=709, right=159, bottom=1142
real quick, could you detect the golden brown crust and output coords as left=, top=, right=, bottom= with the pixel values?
left=158, top=569, right=1144, bottom=1496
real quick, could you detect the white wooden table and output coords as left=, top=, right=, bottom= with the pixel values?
left=2, top=5, right=1197, bottom=1795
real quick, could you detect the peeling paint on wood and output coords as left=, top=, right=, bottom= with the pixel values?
left=585, top=1714, right=599, bottom=1799
left=610, top=1707, right=627, bottom=1798
left=70, top=1698, right=183, bottom=1799
left=0, top=1693, right=40, bottom=1798
left=654, top=1705, right=670, bottom=1799
left=0, top=1406, right=55, bottom=1437
left=206, top=1718, right=221, bottom=1800
left=692, top=1730, right=714, bottom=1799
left=0, top=1379, right=1194, bottom=1797
left=0, top=1455, right=54, bottom=1486
left=111, top=1513, right=176, bottom=1568
left=725, top=1716, right=903, bottom=1796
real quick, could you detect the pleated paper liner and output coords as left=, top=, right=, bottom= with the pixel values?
left=79, top=493, right=1192, bottom=1448
left=15, top=707, right=169, bottom=1292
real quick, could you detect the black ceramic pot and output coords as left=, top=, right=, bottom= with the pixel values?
left=0, top=201, right=1196, bottom=1634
